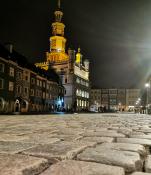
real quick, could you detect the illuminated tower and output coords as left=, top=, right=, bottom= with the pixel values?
left=35, top=0, right=90, bottom=111
left=46, top=0, right=68, bottom=64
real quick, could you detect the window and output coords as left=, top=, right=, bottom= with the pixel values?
left=43, top=82, right=46, bottom=88
left=17, top=85, right=22, bottom=93
left=0, top=63, right=4, bottom=72
left=65, top=78, right=67, bottom=83
left=36, top=90, right=39, bottom=97
left=43, top=92, right=45, bottom=99
left=24, top=87, right=28, bottom=95
left=39, top=81, right=42, bottom=87
left=31, top=89, right=34, bottom=96
left=25, top=75, right=28, bottom=81
left=0, top=79, right=4, bottom=89
left=9, top=81, right=14, bottom=91
left=31, top=78, right=35, bottom=84
left=37, top=79, right=39, bottom=86
left=47, top=84, right=49, bottom=90
left=18, top=72, right=22, bottom=80
left=9, top=67, right=14, bottom=77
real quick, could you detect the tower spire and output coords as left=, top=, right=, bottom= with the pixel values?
left=58, top=0, right=61, bottom=9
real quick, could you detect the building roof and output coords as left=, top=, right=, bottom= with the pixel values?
left=0, top=43, right=61, bottom=84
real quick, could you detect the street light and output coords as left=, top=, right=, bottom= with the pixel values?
left=145, top=83, right=150, bottom=114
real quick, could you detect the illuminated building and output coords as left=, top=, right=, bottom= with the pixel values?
left=35, top=0, right=90, bottom=111
left=0, top=44, right=64, bottom=114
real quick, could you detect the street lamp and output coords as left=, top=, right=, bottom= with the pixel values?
left=145, top=83, right=150, bottom=114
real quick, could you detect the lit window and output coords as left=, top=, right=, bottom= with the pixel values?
left=82, top=91, right=84, bottom=97
left=0, top=79, right=4, bottom=89
left=0, top=63, right=4, bottom=72
left=9, top=67, right=14, bottom=77
left=76, top=89, right=79, bottom=96
left=9, top=81, right=14, bottom=91
left=77, top=99, right=79, bottom=107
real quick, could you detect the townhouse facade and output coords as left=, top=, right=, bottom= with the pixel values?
left=0, top=44, right=64, bottom=114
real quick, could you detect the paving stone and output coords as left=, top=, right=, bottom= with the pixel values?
left=130, top=135, right=151, bottom=140
left=40, top=160, right=125, bottom=175
left=130, top=172, right=151, bottom=175
left=82, top=130, right=125, bottom=138
left=50, top=134, right=83, bottom=141
left=145, top=155, right=151, bottom=173
left=53, top=128, right=84, bottom=135
left=77, top=147, right=143, bottom=173
left=96, top=143, right=146, bottom=157
left=0, top=134, right=29, bottom=142
left=78, top=136, right=114, bottom=143
left=0, top=153, right=49, bottom=175
left=22, top=141, right=96, bottom=163
left=0, top=141, right=37, bottom=154
left=117, top=138, right=151, bottom=146
left=135, top=129, right=151, bottom=134
left=19, top=134, right=61, bottom=144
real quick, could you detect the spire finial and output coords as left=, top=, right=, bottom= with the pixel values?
left=78, top=47, right=81, bottom=53
left=58, top=0, right=61, bottom=9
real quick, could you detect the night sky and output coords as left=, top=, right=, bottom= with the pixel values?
left=1, top=0, right=151, bottom=88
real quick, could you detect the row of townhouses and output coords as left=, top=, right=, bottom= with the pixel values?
left=90, top=88, right=141, bottom=111
left=0, top=44, right=64, bottom=113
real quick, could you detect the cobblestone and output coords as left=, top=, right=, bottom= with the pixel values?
left=1, top=113, right=151, bottom=174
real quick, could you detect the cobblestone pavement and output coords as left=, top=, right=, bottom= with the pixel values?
left=1, top=113, right=151, bottom=175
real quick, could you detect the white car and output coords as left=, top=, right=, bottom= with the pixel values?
left=89, top=105, right=98, bottom=112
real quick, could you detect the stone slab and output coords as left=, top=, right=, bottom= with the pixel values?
left=0, top=141, right=36, bottom=154
left=19, top=134, right=61, bottom=145
left=0, top=153, right=49, bottom=175
left=22, top=141, right=96, bottom=163
left=145, top=155, right=151, bottom=173
left=41, top=160, right=125, bottom=175
left=96, top=142, right=146, bottom=157
left=117, top=138, right=151, bottom=146
left=130, top=135, right=151, bottom=140
left=77, top=147, right=142, bottom=173
left=82, top=131, right=125, bottom=138
left=79, top=136, right=114, bottom=143
left=130, top=172, right=151, bottom=175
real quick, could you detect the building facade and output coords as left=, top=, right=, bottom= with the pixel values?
left=0, top=44, right=64, bottom=114
left=126, top=89, right=141, bottom=111
left=35, top=1, right=90, bottom=111
left=90, top=88, right=140, bottom=111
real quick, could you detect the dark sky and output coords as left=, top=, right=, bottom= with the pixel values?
left=1, top=0, right=151, bottom=88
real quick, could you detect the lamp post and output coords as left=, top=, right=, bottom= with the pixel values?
left=145, top=83, right=150, bottom=114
